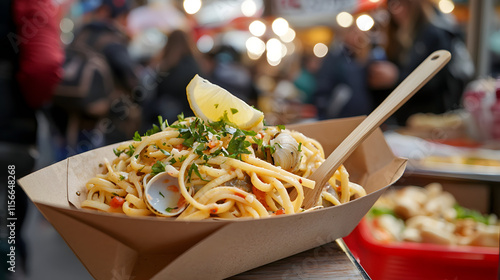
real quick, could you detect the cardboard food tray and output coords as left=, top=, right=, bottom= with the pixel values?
left=19, top=116, right=407, bottom=280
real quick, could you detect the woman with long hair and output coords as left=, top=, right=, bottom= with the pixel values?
left=141, top=29, right=204, bottom=129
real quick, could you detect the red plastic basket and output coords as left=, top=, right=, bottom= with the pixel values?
left=344, top=218, right=499, bottom=280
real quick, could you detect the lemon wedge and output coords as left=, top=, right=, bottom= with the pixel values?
left=186, top=74, right=264, bottom=130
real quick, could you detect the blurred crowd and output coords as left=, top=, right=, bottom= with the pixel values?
left=1, top=0, right=498, bottom=279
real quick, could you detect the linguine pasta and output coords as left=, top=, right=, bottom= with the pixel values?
left=81, top=116, right=366, bottom=220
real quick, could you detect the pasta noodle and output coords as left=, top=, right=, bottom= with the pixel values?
left=82, top=116, right=366, bottom=220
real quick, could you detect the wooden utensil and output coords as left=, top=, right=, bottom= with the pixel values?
left=302, top=50, right=451, bottom=209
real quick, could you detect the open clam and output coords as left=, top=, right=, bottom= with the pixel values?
left=270, top=132, right=301, bottom=172
left=144, top=172, right=188, bottom=217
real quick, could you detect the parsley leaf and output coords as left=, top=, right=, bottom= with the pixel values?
left=188, top=163, right=209, bottom=182
left=113, top=148, right=124, bottom=157
left=177, top=112, right=185, bottom=122
left=165, top=207, right=178, bottom=213
left=151, top=161, right=166, bottom=176
left=230, top=108, right=238, bottom=114
left=125, top=144, right=135, bottom=157
left=227, top=129, right=252, bottom=159
left=133, top=131, right=142, bottom=141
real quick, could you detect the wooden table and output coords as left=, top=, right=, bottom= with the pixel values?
left=229, top=239, right=370, bottom=279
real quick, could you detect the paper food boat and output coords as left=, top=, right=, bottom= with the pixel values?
left=19, top=116, right=407, bottom=280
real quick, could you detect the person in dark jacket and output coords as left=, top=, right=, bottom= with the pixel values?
left=0, top=0, right=63, bottom=277
left=51, top=0, right=142, bottom=155
left=314, top=25, right=374, bottom=120
left=368, top=0, right=458, bottom=125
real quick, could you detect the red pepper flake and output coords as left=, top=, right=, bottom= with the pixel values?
left=299, top=178, right=303, bottom=184
left=210, top=207, right=218, bottom=214
left=235, top=192, right=246, bottom=199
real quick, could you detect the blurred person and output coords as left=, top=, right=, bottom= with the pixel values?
left=206, top=45, right=259, bottom=107
left=50, top=0, right=141, bottom=156
left=292, top=54, right=321, bottom=105
left=368, top=0, right=471, bottom=126
left=141, top=29, right=204, bottom=129
left=0, top=0, right=63, bottom=278
left=314, top=24, right=375, bottom=120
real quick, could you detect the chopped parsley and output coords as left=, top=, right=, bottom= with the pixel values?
left=151, top=161, right=166, bottom=176
left=165, top=207, right=178, bottom=213
left=159, top=148, right=170, bottom=156
left=277, top=124, right=286, bottom=131
left=159, top=191, right=165, bottom=198
left=113, top=148, right=124, bottom=157
left=133, top=131, right=142, bottom=141
left=125, top=144, right=135, bottom=157
left=454, top=204, right=493, bottom=225
left=119, top=175, right=125, bottom=181
left=178, top=155, right=188, bottom=162
left=298, top=142, right=302, bottom=152
left=188, top=163, right=209, bottom=182
left=230, top=108, right=238, bottom=114
left=138, top=116, right=270, bottom=167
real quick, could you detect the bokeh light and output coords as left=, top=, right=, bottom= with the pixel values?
left=336, top=12, right=353, bottom=28
left=241, top=0, right=257, bottom=17
left=246, top=36, right=266, bottom=55
left=266, top=38, right=283, bottom=65
left=197, top=34, right=214, bottom=53
left=356, top=14, right=374, bottom=31
left=60, top=18, right=74, bottom=33
left=313, top=43, right=328, bottom=58
left=280, top=27, right=296, bottom=43
left=249, top=20, right=266, bottom=37
left=272, top=17, right=289, bottom=36
left=438, top=0, right=455, bottom=14
left=183, top=0, right=202, bottom=15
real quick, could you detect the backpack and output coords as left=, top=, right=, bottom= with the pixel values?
left=53, top=30, right=115, bottom=118
left=51, top=29, right=120, bottom=151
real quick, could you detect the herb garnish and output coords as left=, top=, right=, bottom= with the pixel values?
left=113, top=148, right=124, bottom=157
left=133, top=131, right=142, bottom=141
left=151, top=161, right=166, bottom=176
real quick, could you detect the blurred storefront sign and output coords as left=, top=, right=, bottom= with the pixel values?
left=270, top=0, right=383, bottom=27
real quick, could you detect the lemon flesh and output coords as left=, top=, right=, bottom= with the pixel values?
left=186, top=75, right=264, bottom=130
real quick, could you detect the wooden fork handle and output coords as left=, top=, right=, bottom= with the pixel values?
left=302, top=50, right=451, bottom=209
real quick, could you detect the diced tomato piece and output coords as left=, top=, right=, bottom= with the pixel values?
left=110, top=196, right=125, bottom=208
left=174, top=144, right=184, bottom=150
left=208, top=140, right=218, bottom=148
left=275, top=209, right=286, bottom=215
left=252, top=186, right=269, bottom=209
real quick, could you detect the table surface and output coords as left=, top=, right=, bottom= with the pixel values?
left=228, top=239, right=370, bottom=279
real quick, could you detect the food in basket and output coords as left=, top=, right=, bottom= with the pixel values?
left=421, top=155, right=500, bottom=168
left=81, top=75, right=366, bottom=219
left=368, top=183, right=499, bottom=247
